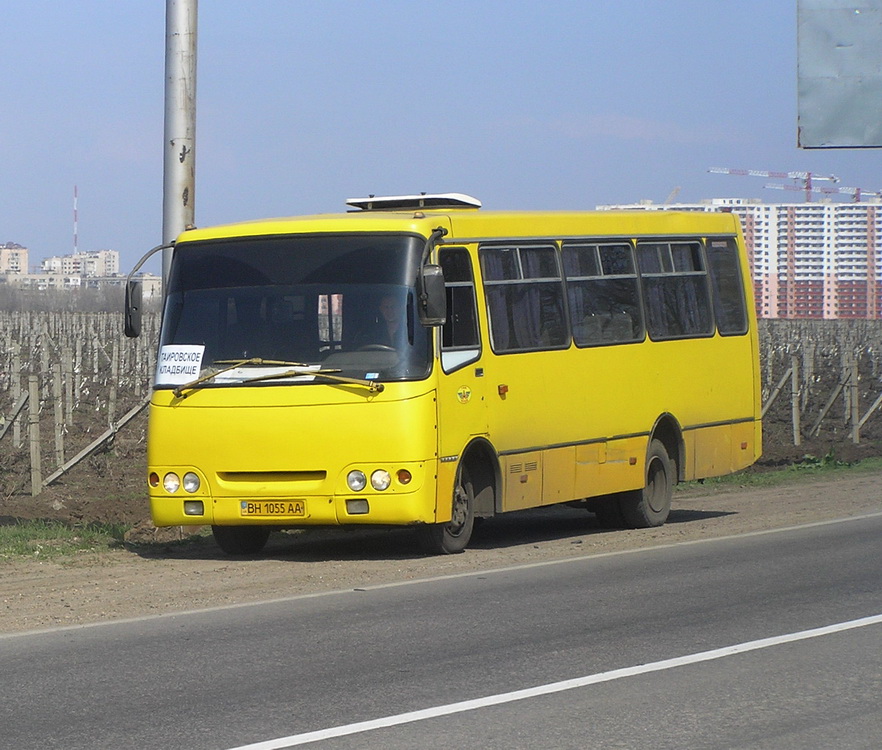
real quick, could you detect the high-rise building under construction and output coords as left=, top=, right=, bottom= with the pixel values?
left=600, top=198, right=882, bottom=320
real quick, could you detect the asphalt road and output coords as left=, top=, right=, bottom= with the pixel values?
left=2, top=513, right=881, bottom=750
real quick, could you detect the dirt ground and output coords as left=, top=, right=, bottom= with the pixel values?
left=2, top=408, right=879, bottom=528
left=2, top=462, right=881, bottom=635
left=6, top=317, right=882, bottom=636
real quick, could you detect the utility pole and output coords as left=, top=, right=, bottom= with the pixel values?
left=162, top=0, right=197, bottom=287
left=73, top=185, right=78, bottom=254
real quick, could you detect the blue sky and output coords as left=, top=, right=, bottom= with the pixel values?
left=2, top=1, right=881, bottom=273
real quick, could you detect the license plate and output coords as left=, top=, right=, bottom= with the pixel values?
left=239, top=500, right=306, bottom=517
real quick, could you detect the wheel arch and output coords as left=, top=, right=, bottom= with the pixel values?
left=650, top=413, right=684, bottom=483
left=459, top=437, right=500, bottom=518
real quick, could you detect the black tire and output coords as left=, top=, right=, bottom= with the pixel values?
left=618, top=438, right=674, bottom=528
left=211, top=525, right=271, bottom=555
left=419, top=465, right=475, bottom=555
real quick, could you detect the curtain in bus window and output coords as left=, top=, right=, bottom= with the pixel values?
left=638, top=242, right=713, bottom=340
left=601, top=245, right=635, bottom=275
left=671, top=242, right=702, bottom=272
left=481, top=250, right=515, bottom=351
left=521, top=246, right=559, bottom=278
left=636, top=243, right=668, bottom=274
left=568, top=279, right=642, bottom=345
left=563, top=243, right=642, bottom=346
left=482, top=248, right=518, bottom=281
left=642, top=276, right=712, bottom=338
left=481, top=245, right=567, bottom=353
left=511, top=285, right=543, bottom=349
left=485, top=284, right=544, bottom=350
left=706, top=239, right=748, bottom=335
left=485, top=286, right=512, bottom=350
left=562, top=244, right=601, bottom=276
left=537, top=284, right=567, bottom=346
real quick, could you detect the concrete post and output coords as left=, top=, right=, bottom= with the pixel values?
left=162, top=0, right=198, bottom=287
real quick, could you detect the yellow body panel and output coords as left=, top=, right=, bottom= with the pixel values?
left=148, top=206, right=761, bottom=529
left=148, top=382, right=440, bottom=526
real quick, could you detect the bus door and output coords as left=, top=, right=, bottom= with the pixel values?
left=478, top=243, right=574, bottom=510
left=435, top=247, right=488, bottom=517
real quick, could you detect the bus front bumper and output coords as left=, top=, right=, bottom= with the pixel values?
left=149, top=489, right=438, bottom=528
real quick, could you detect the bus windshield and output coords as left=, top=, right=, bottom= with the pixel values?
left=156, top=233, right=433, bottom=388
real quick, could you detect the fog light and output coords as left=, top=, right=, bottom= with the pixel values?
left=346, top=498, right=369, bottom=515
left=183, top=500, right=204, bottom=516
left=371, top=470, right=391, bottom=491
left=183, top=472, right=200, bottom=493
left=347, top=470, right=367, bottom=491
left=163, top=473, right=181, bottom=493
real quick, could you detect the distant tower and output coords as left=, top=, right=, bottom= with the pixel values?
left=73, top=185, right=79, bottom=254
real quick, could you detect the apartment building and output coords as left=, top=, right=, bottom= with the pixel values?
left=41, top=249, right=120, bottom=277
left=0, top=247, right=154, bottom=298
left=0, top=242, right=28, bottom=274
left=599, top=198, right=882, bottom=320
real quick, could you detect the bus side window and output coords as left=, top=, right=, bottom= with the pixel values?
left=480, top=244, right=567, bottom=353
left=562, top=242, right=643, bottom=347
left=440, top=248, right=481, bottom=372
left=637, top=240, right=713, bottom=340
left=706, top=238, right=748, bottom=335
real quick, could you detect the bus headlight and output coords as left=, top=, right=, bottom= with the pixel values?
left=163, top=473, right=181, bottom=493
left=347, top=470, right=367, bottom=491
left=183, top=472, right=201, bottom=493
left=371, top=470, right=391, bottom=491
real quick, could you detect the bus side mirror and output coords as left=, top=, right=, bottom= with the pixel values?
left=419, top=264, right=447, bottom=326
left=124, top=279, right=143, bottom=338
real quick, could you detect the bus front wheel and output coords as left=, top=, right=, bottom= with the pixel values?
left=619, top=439, right=674, bottom=528
left=420, top=465, right=475, bottom=555
left=212, top=525, right=271, bottom=555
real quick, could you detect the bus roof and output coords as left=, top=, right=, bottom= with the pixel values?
left=176, top=201, right=742, bottom=244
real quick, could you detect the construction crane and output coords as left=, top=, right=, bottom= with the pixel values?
left=708, top=167, right=839, bottom=202
left=764, top=182, right=882, bottom=203
left=663, top=186, right=681, bottom=204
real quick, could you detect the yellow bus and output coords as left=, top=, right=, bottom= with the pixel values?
left=125, top=193, right=761, bottom=555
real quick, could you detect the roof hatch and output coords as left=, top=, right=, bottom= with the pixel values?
left=345, top=193, right=482, bottom=211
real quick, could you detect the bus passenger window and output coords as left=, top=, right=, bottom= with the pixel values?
left=706, top=238, right=748, bottom=335
left=440, top=248, right=481, bottom=372
left=637, top=241, right=713, bottom=340
left=480, top=245, right=567, bottom=353
left=562, top=242, right=643, bottom=347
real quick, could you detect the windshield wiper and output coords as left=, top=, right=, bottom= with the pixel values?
left=172, top=357, right=383, bottom=398
left=172, top=358, right=312, bottom=398
left=172, top=357, right=262, bottom=397
left=239, top=368, right=385, bottom=393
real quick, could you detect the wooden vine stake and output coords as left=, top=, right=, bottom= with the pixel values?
left=28, top=376, right=42, bottom=496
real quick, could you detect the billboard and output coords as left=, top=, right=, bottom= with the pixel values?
left=798, top=0, right=882, bottom=147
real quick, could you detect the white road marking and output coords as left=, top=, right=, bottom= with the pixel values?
left=227, top=612, right=882, bottom=749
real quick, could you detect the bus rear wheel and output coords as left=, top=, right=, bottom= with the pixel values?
left=619, top=439, right=674, bottom=528
left=212, top=525, right=271, bottom=555
left=419, top=465, right=475, bottom=555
